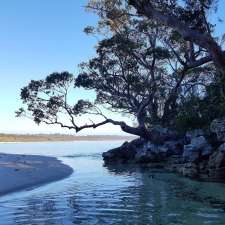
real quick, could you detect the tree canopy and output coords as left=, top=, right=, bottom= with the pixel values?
left=17, top=0, right=225, bottom=141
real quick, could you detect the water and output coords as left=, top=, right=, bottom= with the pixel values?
left=0, top=141, right=225, bottom=225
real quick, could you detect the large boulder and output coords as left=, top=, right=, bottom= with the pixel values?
left=183, top=144, right=200, bottom=162
left=148, top=125, right=180, bottom=144
left=134, top=142, right=169, bottom=163
left=134, top=139, right=184, bottom=163
left=183, top=136, right=212, bottom=162
left=191, top=136, right=207, bottom=149
left=163, top=140, right=184, bottom=155
left=134, top=147, right=155, bottom=163
left=186, top=129, right=204, bottom=141
left=208, top=151, right=225, bottom=169
left=201, top=145, right=213, bottom=157
left=179, top=162, right=199, bottom=179
left=102, top=138, right=145, bottom=163
left=207, top=149, right=225, bottom=180
left=210, top=118, right=225, bottom=142
left=218, top=143, right=225, bottom=153
left=103, top=130, right=184, bottom=164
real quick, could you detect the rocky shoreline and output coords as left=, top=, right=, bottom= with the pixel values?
left=102, top=118, right=225, bottom=182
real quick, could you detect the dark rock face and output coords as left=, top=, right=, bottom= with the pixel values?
left=182, top=136, right=212, bottom=162
left=180, top=163, right=199, bottom=179
left=103, top=135, right=183, bottom=165
left=103, top=120, right=225, bottom=182
left=218, top=143, right=225, bottom=153
left=185, top=129, right=204, bottom=142
left=103, top=134, right=184, bottom=165
left=102, top=139, right=144, bottom=163
left=210, top=118, right=225, bottom=142
left=207, top=150, right=225, bottom=180
left=149, top=125, right=180, bottom=143
left=134, top=142, right=168, bottom=163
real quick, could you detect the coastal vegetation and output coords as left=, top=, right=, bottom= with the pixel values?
left=16, top=0, right=225, bottom=181
left=17, top=0, right=224, bottom=137
left=4, top=1, right=225, bottom=224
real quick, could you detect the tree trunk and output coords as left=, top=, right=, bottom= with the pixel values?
left=129, top=0, right=225, bottom=73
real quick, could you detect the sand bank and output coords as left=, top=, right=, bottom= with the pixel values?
left=0, top=153, right=73, bottom=196
left=0, top=134, right=135, bottom=143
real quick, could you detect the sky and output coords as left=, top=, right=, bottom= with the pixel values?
left=0, top=0, right=125, bottom=135
left=0, top=0, right=224, bottom=135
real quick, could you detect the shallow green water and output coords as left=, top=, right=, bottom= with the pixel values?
left=0, top=141, right=225, bottom=225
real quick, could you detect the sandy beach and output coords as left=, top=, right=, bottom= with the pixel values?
left=0, top=153, right=73, bottom=196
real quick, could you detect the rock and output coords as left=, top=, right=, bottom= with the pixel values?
left=183, top=144, right=200, bottom=162
left=134, top=148, right=155, bottom=163
left=164, top=140, right=184, bottom=155
left=102, top=138, right=145, bottom=163
left=102, top=139, right=139, bottom=163
left=208, top=151, right=225, bottom=169
left=134, top=141, right=152, bottom=163
left=183, top=136, right=210, bottom=162
left=210, top=118, right=225, bottom=142
left=180, top=163, right=199, bottom=179
left=149, top=125, right=179, bottom=143
left=134, top=142, right=169, bottom=163
left=191, top=136, right=208, bottom=149
left=150, top=125, right=170, bottom=138
left=218, top=143, right=225, bottom=153
left=207, top=150, right=225, bottom=180
left=201, top=145, right=213, bottom=157
left=186, top=129, right=204, bottom=142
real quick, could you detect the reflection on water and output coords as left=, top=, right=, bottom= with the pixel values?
left=0, top=141, right=225, bottom=225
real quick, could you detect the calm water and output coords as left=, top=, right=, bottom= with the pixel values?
left=1, top=141, right=225, bottom=225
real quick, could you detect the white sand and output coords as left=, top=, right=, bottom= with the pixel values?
left=0, top=153, right=73, bottom=196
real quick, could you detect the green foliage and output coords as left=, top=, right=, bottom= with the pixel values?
left=17, top=0, right=224, bottom=136
left=17, top=72, right=76, bottom=125
left=175, top=96, right=209, bottom=131
left=73, top=100, right=94, bottom=116
left=175, top=84, right=225, bottom=131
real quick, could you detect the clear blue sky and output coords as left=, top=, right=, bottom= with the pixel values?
left=0, top=0, right=224, bottom=134
left=0, top=0, right=103, bottom=134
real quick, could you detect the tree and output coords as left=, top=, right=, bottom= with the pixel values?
left=87, top=0, right=225, bottom=95
left=17, top=14, right=215, bottom=141
left=128, top=0, right=225, bottom=103
left=86, top=0, right=217, bottom=121
left=128, top=1, right=225, bottom=72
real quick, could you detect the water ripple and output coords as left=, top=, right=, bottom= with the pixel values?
left=1, top=142, right=225, bottom=225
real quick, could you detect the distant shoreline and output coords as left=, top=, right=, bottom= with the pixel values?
left=0, top=134, right=135, bottom=143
